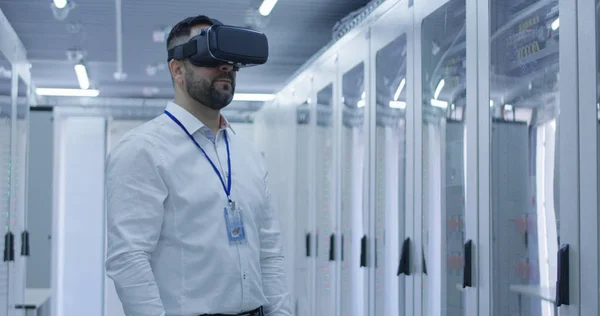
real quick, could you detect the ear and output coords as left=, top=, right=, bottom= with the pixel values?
left=169, top=59, right=185, bottom=85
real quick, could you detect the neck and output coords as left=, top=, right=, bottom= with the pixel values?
left=175, top=94, right=221, bottom=134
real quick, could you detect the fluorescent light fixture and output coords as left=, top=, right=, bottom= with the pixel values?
left=430, top=98, right=448, bottom=109
left=259, top=0, right=278, bottom=16
left=552, top=18, right=559, bottom=31
left=357, top=91, right=366, bottom=107
left=394, top=78, right=406, bottom=101
left=233, top=93, right=275, bottom=102
left=490, top=100, right=495, bottom=107
left=36, top=88, right=99, bottom=97
left=74, top=64, right=90, bottom=90
left=389, top=101, right=406, bottom=109
left=53, top=0, right=68, bottom=9
left=434, top=79, right=445, bottom=99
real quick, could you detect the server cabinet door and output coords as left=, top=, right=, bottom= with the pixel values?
left=373, top=33, right=408, bottom=316
left=314, top=77, right=337, bottom=316
left=339, top=63, right=367, bottom=316
left=416, top=0, right=468, bottom=315
left=488, top=0, right=567, bottom=315
left=370, top=3, right=416, bottom=315
left=294, top=89, right=315, bottom=316
left=9, top=76, right=29, bottom=316
left=593, top=1, right=600, bottom=314
left=0, top=54, right=11, bottom=316
left=337, top=28, right=370, bottom=316
left=577, top=0, right=600, bottom=314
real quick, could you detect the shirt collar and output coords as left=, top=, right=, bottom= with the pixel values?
left=165, top=101, right=235, bottom=135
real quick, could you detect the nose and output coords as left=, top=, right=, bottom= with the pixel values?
left=219, top=63, right=234, bottom=72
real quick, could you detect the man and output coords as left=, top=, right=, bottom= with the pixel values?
left=105, top=15, right=291, bottom=316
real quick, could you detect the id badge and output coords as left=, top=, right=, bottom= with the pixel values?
left=224, top=201, right=246, bottom=244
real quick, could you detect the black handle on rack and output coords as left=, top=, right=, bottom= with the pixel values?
left=3, top=232, right=14, bottom=262
left=341, top=234, right=344, bottom=261
left=397, top=237, right=410, bottom=276
left=21, top=230, right=29, bottom=256
left=329, top=233, right=335, bottom=261
left=555, top=244, right=570, bottom=306
left=422, top=245, right=427, bottom=275
left=360, top=235, right=367, bottom=267
left=463, top=239, right=473, bottom=288
left=305, top=233, right=311, bottom=257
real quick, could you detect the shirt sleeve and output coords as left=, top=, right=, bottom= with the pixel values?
left=105, top=135, right=168, bottom=316
left=258, top=164, right=292, bottom=316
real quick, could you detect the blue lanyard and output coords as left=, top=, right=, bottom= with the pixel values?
left=164, top=110, right=232, bottom=202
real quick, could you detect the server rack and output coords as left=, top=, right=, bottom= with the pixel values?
left=257, top=0, right=591, bottom=314
left=0, top=10, right=34, bottom=314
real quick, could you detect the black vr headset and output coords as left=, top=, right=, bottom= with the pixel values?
left=167, top=16, right=269, bottom=69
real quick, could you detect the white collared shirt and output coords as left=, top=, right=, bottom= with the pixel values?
left=105, top=101, right=291, bottom=316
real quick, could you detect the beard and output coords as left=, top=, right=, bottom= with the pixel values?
left=184, top=67, right=235, bottom=110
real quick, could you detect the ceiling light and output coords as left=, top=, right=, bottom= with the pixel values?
left=74, top=64, right=90, bottom=90
left=357, top=91, right=366, bottom=107
left=430, top=98, right=448, bottom=109
left=233, top=93, right=275, bottom=102
left=394, top=78, right=406, bottom=101
left=434, top=79, right=445, bottom=99
left=259, top=0, right=279, bottom=16
left=551, top=18, right=559, bottom=31
left=389, top=101, right=406, bottom=109
left=36, top=88, right=99, bottom=97
left=53, top=0, right=68, bottom=9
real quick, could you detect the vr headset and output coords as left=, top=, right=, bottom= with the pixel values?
left=167, top=17, right=269, bottom=69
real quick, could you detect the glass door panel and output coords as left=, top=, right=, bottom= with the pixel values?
left=490, top=0, right=560, bottom=315
left=340, top=62, right=367, bottom=316
left=374, top=33, right=407, bottom=316
left=421, top=0, right=467, bottom=315
left=315, top=83, right=335, bottom=316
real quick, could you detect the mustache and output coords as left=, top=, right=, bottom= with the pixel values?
left=213, top=73, right=234, bottom=83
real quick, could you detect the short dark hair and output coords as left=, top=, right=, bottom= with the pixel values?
left=166, top=15, right=218, bottom=52
left=166, top=15, right=220, bottom=85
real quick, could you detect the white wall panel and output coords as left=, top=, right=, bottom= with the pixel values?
left=51, top=115, right=106, bottom=316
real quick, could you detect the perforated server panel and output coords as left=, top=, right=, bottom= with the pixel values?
left=445, top=120, right=465, bottom=316
left=491, top=121, right=529, bottom=315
